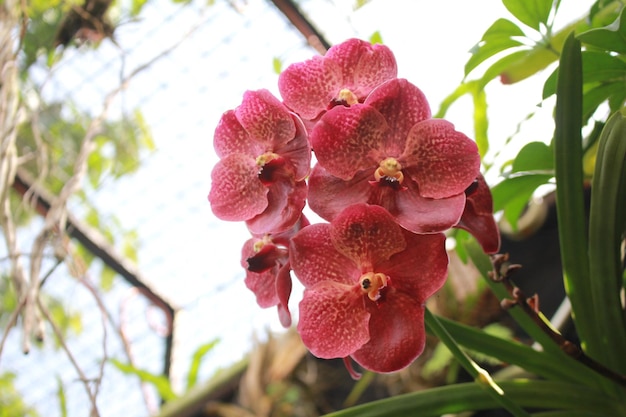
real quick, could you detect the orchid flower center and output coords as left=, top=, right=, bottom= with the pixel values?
left=256, top=152, right=279, bottom=167
left=255, top=152, right=287, bottom=185
left=374, top=157, right=404, bottom=183
left=252, top=234, right=273, bottom=253
left=358, top=272, right=389, bottom=301
left=337, top=88, right=359, bottom=106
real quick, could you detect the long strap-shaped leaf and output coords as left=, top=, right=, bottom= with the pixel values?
left=553, top=33, right=595, bottom=358
left=323, top=380, right=622, bottom=417
left=588, top=109, right=626, bottom=375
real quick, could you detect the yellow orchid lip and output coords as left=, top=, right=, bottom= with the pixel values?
left=359, top=272, right=389, bottom=301
left=337, top=88, right=359, bottom=106
left=374, top=157, right=404, bottom=183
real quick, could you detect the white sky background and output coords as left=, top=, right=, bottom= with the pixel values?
left=5, top=1, right=597, bottom=415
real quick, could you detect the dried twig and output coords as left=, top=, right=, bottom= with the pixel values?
left=490, top=253, right=626, bottom=387
left=37, top=296, right=101, bottom=417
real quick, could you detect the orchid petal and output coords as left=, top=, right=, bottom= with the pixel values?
left=276, top=262, right=293, bottom=327
left=213, top=110, right=264, bottom=158
left=365, top=79, right=431, bottom=155
left=393, top=179, right=467, bottom=233
left=351, top=290, right=425, bottom=373
left=310, top=104, right=387, bottom=180
left=377, top=231, right=448, bottom=301
left=236, top=89, right=296, bottom=148
left=274, top=113, right=311, bottom=181
left=241, top=238, right=280, bottom=308
left=307, top=165, right=373, bottom=222
left=246, top=178, right=307, bottom=235
left=325, top=38, right=398, bottom=98
left=456, top=174, right=501, bottom=254
left=329, top=204, right=406, bottom=267
left=297, top=281, right=370, bottom=359
left=208, top=154, right=268, bottom=221
left=278, top=57, right=342, bottom=120
left=403, top=119, right=480, bottom=199
left=290, top=223, right=360, bottom=287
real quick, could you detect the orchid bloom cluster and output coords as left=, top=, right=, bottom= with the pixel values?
left=208, top=38, right=500, bottom=375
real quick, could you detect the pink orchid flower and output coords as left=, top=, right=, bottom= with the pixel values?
left=456, top=173, right=501, bottom=254
left=289, top=204, right=448, bottom=373
left=278, top=38, right=397, bottom=123
left=307, top=78, right=481, bottom=233
left=241, top=216, right=309, bottom=327
left=208, top=89, right=311, bottom=234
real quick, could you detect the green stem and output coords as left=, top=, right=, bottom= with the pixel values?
left=424, top=308, right=531, bottom=417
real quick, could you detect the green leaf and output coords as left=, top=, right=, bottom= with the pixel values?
left=353, top=0, right=372, bottom=10
left=577, top=7, right=626, bottom=53
left=323, top=380, right=623, bottom=417
left=553, top=33, right=602, bottom=372
left=131, top=0, right=149, bottom=16
left=272, top=57, right=282, bottom=75
left=369, top=31, right=383, bottom=45
left=502, top=0, right=553, bottom=31
left=587, top=110, right=626, bottom=374
left=582, top=81, right=626, bottom=121
left=512, top=142, right=554, bottom=173
left=491, top=174, right=552, bottom=229
left=110, top=359, right=178, bottom=401
left=543, top=51, right=626, bottom=99
left=464, top=239, right=620, bottom=390
left=186, top=339, right=219, bottom=390
left=465, top=19, right=526, bottom=76
left=0, top=372, right=40, bottom=417
left=431, top=316, right=599, bottom=385
left=434, top=82, right=473, bottom=118
left=100, top=265, right=116, bottom=292
left=56, top=376, right=67, bottom=417
left=472, top=84, right=489, bottom=158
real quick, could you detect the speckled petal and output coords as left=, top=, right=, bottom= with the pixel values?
left=236, top=89, right=296, bottom=148
left=325, top=38, right=398, bottom=98
left=351, top=291, right=425, bottom=373
left=329, top=204, right=406, bottom=268
left=241, top=238, right=280, bottom=308
left=245, top=178, right=307, bottom=235
left=456, top=174, right=501, bottom=254
left=274, top=113, right=311, bottom=181
left=298, top=281, right=370, bottom=359
left=393, top=178, right=467, bottom=233
left=377, top=231, right=448, bottom=302
left=402, top=118, right=480, bottom=199
left=290, top=223, right=360, bottom=288
left=276, top=262, right=293, bottom=327
left=213, top=110, right=265, bottom=158
left=307, top=165, right=373, bottom=222
left=365, top=79, right=431, bottom=156
left=278, top=56, right=342, bottom=120
left=310, top=104, right=387, bottom=180
left=208, top=154, right=268, bottom=221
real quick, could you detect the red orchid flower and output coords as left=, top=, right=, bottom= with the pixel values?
left=456, top=173, right=501, bottom=254
left=241, top=216, right=309, bottom=327
left=208, top=89, right=311, bottom=234
left=307, top=78, right=481, bottom=233
left=289, top=204, right=448, bottom=373
left=278, top=38, right=397, bottom=123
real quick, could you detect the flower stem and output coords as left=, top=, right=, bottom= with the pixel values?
left=424, top=308, right=531, bottom=417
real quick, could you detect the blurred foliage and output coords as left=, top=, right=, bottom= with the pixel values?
left=0, top=372, right=40, bottom=417
left=437, top=0, right=626, bottom=231
left=110, top=338, right=220, bottom=402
